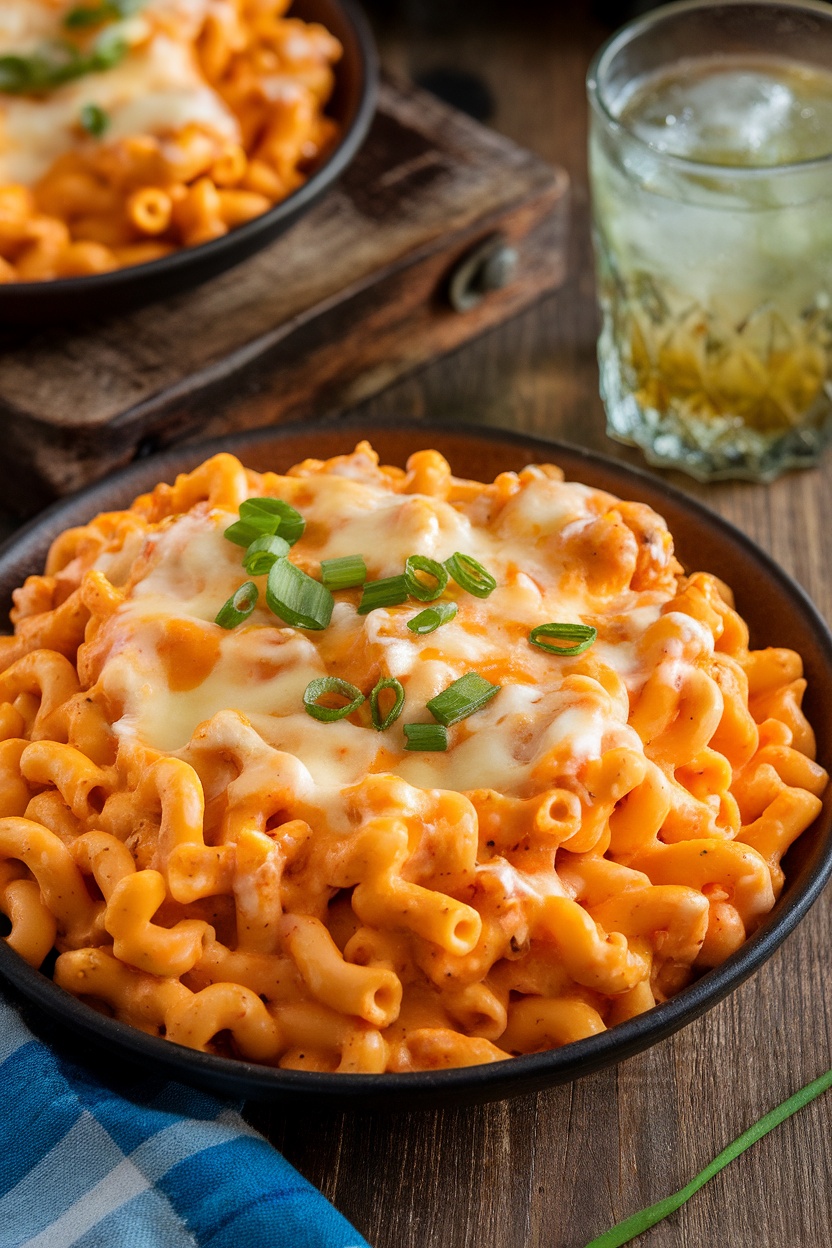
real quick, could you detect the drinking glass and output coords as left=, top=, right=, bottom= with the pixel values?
left=587, top=0, right=832, bottom=481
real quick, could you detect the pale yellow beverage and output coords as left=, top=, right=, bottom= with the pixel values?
left=588, top=2, right=832, bottom=481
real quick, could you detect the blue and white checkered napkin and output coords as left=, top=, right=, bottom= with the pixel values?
left=0, top=992, right=370, bottom=1248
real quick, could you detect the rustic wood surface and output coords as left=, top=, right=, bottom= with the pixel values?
left=3, top=3, right=831, bottom=1247
left=243, top=7, right=832, bottom=1248
left=0, top=77, right=566, bottom=508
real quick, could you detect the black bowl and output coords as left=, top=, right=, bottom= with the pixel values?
left=0, top=0, right=378, bottom=325
left=2, top=420, right=831, bottom=1109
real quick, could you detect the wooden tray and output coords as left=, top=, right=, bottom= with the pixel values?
left=0, top=78, right=569, bottom=512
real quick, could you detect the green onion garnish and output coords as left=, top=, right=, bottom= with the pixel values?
left=403, top=723, right=448, bottom=752
left=320, top=554, right=367, bottom=591
left=407, top=602, right=458, bottom=635
left=404, top=555, right=448, bottom=602
left=215, top=582, right=258, bottom=629
left=239, top=498, right=305, bottom=546
left=266, top=559, right=333, bottom=630
left=223, top=519, right=263, bottom=548
left=303, top=677, right=364, bottom=723
left=224, top=498, right=305, bottom=549
left=65, top=0, right=144, bottom=29
left=427, top=672, right=500, bottom=726
left=80, top=102, right=109, bottom=137
left=242, top=534, right=290, bottom=577
left=370, top=677, right=405, bottom=731
left=444, top=552, right=497, bottom=599
left=357, top=575, right=409, bottom=615
left=529, top=623, right=597, bottom=657
left=0, top=28, right=128, bottom=95
left=584, top=1066, right=832, bottom=1248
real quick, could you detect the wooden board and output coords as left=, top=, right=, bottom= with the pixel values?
left=0, top=77, right=568, bottom=511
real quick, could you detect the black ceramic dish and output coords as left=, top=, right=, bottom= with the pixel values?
left=0, top=0, right=378, bottom=325
left=1, top=420, right=831, bottom=1110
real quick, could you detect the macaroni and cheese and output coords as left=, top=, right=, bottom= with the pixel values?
left=0, top=444, right=825, bottom=1072
left=0, top=0, right=341, bottom=280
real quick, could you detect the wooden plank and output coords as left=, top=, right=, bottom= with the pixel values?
left=0, top=77, right=568, bottom=507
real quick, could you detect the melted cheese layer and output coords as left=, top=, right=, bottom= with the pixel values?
left=0, top=1, right=238, bottom=185
left=92, top=465, right=682, bottom=814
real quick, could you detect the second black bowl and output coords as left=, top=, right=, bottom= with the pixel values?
left=0, top=0, right=378, bottom=325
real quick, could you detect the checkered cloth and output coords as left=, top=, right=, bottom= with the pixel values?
left=0, top=992, right=370, bottom=1248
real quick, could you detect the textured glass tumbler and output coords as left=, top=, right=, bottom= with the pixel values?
left=587, top=0, right=832, bottom=482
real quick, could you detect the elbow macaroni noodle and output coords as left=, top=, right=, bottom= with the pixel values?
left=0, top=443, right=825, bottom=1072
left=0, top=1, right=341, bottom=281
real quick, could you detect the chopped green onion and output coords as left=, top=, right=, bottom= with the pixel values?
left=65, top=3, right=113, bottom=27
left=370, top=677, right=405, bottom=731
left=266, top=559, right=333, bottom=630
left=65, top=6, right=103, bottom=26
left=87, top=24, right=127, bottom=68
left=404, top=555, right=448, bottom=602
left=90, top=24, right=127, bottom=68
left=444, top=552, right=497, bottom=599
left=0, top=54, right=46, bottom=94
left=427, top=672, right=500, bottom=726
left=403, top=723, right=448, bottom=752
left=357, top=575, right=409, bottom=615
left=584, top=1065, right=832, bottom=1248
left=0, top=28, right=128, bottom=95
left=80, top=102, right=109, bottom=137
left=224, top=499, right=305, bottom=549
left=240, top=497, right=305, bottom=546
left=529, top=623, right=597, bottom=657
left=407, top=602, right=458, bottom=635
left=64, top=0, right=144, bottom=29
left=303, top=677, right=364, bottom=723
left=223, top=519, right=264, bottom=548
left=243, top=534, right=290, bottom=577
left=321, top=554, right=367, bottom=591
left=215, top=582, right=258, bottom=629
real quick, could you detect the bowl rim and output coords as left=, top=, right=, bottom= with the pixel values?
left=0, top=0, right=379, bottom=299
left=1, top=416, right=831, bottom=1104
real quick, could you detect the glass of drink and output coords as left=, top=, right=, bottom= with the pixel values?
left=587, top=0, right=832, bottom=481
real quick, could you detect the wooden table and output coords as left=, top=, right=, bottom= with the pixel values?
left=240, top=6, right=832, bottom=1247
left=3, top=4, right=829, bottom=1246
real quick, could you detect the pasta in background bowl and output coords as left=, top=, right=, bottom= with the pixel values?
left=0, top=423, right=830, bottom=1108
left=0, top=0, right=377, bottom=321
